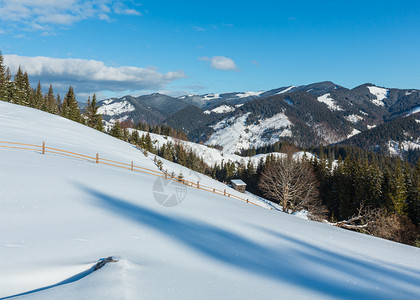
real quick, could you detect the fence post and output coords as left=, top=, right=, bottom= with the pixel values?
left=131, top=161, right=134, bottom=171
left=42, top=141, right=45, bottom=154
left=247, top=199, right=249, bottom=203
left=197, top=181, right=200, bottom=189
left=165, top=169, right=167, bottom=180
left=213, top=188, right=215, bottom=193
left=96, top=153, right=99, bottom=164
left=224, top=189, right=226, bottom=196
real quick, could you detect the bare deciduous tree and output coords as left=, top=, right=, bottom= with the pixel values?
left=258, top=153, right=324, bottom=218
left=327, top=204, right=418, bottom=245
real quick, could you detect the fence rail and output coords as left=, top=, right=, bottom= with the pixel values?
left=0, top=140, right=270, bottom=210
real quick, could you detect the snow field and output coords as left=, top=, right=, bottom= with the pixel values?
left=97, top=99, right=135, bottom=116
left=206, top=112, right=292, bottom=154
left=204, top=104, right=235, bottom=114
left=367, top=86, right=388, bottom=106
left=316, top=93, right=344, bottom=111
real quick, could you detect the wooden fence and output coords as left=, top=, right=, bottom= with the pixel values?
left=0, top=140, right=271, bottom=209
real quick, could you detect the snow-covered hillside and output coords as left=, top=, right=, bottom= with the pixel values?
left=131, top=128, right=298, bottom=168
left=367, top=86, right=388, bottom=106
left=317, top=93, right=343, bottom=111
left=204, top=104, right=235, bottom=114
left=205, top=113, right=293, bottom=154
left=1, top=101, right=420, bottom=299
left=97, top=98, right=135, bottom=116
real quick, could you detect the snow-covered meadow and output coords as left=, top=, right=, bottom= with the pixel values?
left=1, top=101, right=420, bottom=299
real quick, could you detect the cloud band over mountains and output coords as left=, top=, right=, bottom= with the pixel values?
left=4, top=54, right=186, bottom=94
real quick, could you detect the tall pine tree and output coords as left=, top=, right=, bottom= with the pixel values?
left=84, top=93, right=103, bottom=131
left=61, top=86, right=82, bottom=123
left=33, top=81, right=43, bottom=110
left=0, top=51, right=8, bottom=101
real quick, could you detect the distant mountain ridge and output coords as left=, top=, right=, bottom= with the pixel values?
left=97, top=81, right=420, bottom=153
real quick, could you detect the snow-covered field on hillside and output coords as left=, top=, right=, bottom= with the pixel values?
left=205, top=112, right=292, bottom=154
left=1, top=101, right=420, bottom=299
left=317, top=93, right=344, bottom=111
left=367, top=86, right=388, bottom=106
left=132, top=127, right=302, bottom=168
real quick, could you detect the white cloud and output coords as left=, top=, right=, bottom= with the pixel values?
left=112, top=2, right=142, bottom=16
left=0, top=0, right=142, bottom=30
left=210, top=56, right=237, bottom=71
left=198, top=56, right=238, bottom=71
left=3, top=54, right=186, bottom=95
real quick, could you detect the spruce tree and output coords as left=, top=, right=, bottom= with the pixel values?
left=56, top=93, right=62, bottom=113
left=33, top=81, right=43, bottom=110
left=45, top=85, right=58, bottom=114
left=109, top=120, right=123, bottom=139
left=144, top=133, right=153, bottom=152
left=407, top=160, right=420, bottom=225
left=22, top=72, right=32, bottom=106
left=13, top=66, right=27, bottom=105
left=385, top=162, right=408, bottom=216
left=5, top=67, right=15, bottom=103
left=84, top=93, right=103, bottom=131
left=61, top=86, right=82, bottom=122
left=130, top=130, right=140, bottom=145
left=0, top=51, right=8, bottom=101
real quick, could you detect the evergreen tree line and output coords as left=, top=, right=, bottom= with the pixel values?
left=311, top=153, right=420, bottom=225
left=134, top=121, right=188, bottom=141
left=238, top=140, right=299, bottom=156
left=0, top=51, right=103, bottom=131
left=234, top=149, right=420, bottom=245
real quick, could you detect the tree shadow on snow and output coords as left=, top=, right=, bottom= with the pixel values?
left=1, top=266, right=95, bottom=299
left=78, top=185, right=420, bottom=300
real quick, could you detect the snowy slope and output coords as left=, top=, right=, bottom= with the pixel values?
left=203, top=104, right=235, bottom=114
left=235, top=91, right=265, bottom=98
left=367, top=86, right=388, bottom=106
left=317, top=93, right=343, bottom=111
left=97, top=99, right=135, bottom=116
left=1, top=101, right=420, bottom=299
left=407, top=106, right=420, bottom=116
left=131, top=128, right=292, bottom=168
left=205, top=113, right=292, bottom=154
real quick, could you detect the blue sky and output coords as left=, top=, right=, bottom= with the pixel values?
left=1, top=0, right=420, bottom=101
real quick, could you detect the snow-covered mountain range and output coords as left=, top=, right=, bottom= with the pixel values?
left=97, top=81, right=420, bottom=154
left=2, top=101, right=420, bottom=299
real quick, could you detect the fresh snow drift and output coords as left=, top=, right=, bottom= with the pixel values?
left=1, top=101, right=420, bottom=299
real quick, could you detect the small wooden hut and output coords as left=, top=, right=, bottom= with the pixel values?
left=231, top=179, right=247, bottom=193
